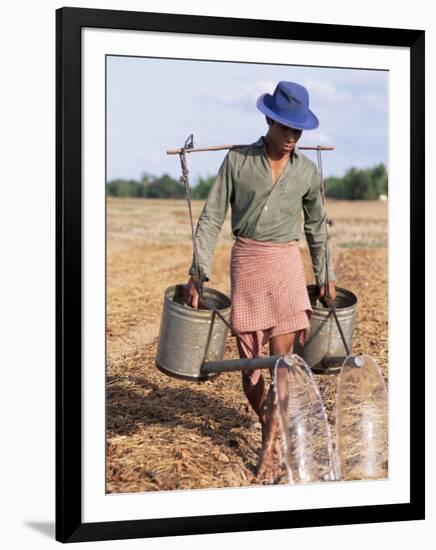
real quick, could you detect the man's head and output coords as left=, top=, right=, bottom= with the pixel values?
left=257, top=81, right=319, bottom=131
left=265, top=116, right=303, bottom=156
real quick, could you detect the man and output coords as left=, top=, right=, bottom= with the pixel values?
left=185, top=81, right=336, bottom=481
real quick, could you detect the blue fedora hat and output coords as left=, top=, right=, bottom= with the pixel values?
left=256, top=81, right=319, bottom=130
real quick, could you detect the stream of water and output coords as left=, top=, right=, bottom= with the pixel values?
left=273, top=354, right=340, bottom=484
left=336, top=354, right=388, bottom=480
left=272, top=353, right=388, bottom=484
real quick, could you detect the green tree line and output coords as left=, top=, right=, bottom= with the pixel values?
left=324, top=164, right=388, bottom=200
left=107, top=174, right=217, bottom=200
left=107, top=164, right=387, bottom=201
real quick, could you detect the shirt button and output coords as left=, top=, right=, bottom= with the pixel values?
left=264, top=205, right=268, bottom=210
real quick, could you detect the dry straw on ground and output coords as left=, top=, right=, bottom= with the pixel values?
left=106, top=197, right=388, bottom=493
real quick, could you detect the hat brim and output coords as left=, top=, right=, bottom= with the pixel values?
left=256, top=93, right=319, bottom=130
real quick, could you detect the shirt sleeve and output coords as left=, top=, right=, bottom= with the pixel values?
left=302, top=166, right=336, bottom=285
left=188, top=152, right=233, bottom=281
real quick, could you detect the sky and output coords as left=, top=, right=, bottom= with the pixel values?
left=106, top=55, right=388, bottom=185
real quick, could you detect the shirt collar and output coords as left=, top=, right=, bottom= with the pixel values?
left=253, top=136, right=300, bottom=160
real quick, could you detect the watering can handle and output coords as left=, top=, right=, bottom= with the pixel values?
left=323, top=297, right=351, bottom=357
left=316, top=146, right=351, bottom=358
left=197, top=296, right=260, bottom=358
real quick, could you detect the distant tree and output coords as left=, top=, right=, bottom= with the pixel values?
left=146, top=174, right=185, bottom=198
left=372, top=163, right=388, bottom=196
left=139, top=172, right=153, bottom=197
left=347, top=168, right=373, bottom=200
left=324, top=176, right=348, bottom=199
left=191, top=175, right=216, bottom=199
left=107, top=179, right=139, bottom=197
left=325, top=164, right=388, bottom=200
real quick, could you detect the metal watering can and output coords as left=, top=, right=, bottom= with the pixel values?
left=294, top=285, right=358, bottom=374
left=155, top=284, right=281, bottom=382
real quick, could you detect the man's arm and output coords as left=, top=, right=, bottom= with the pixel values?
left=302, top=167, right=336, bottom=287
left=188, top=151, right=234, bottom=282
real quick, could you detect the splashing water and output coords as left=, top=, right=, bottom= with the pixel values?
left=273, top=354, right=340, bottom=484
left=336, top=354, right=388, bottom=481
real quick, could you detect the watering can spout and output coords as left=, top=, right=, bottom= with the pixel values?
left=201, top=355, right=281, bottom=376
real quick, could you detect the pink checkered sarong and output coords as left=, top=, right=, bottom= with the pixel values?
left=230, top=236, right=312, bottom=334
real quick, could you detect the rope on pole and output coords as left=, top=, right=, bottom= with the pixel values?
left=315, top=147, right=351, bottom=357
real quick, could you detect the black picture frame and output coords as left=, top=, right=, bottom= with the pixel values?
left=56, top=6, right=425, bottom=543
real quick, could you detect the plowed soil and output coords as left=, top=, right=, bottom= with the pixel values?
left=106, top=197, right=388, bottom=493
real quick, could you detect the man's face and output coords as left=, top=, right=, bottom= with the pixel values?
left=268, top=119, right=303, bottom=155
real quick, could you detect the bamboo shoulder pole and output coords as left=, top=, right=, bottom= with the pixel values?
left=167, top=144, right=334, bottom=155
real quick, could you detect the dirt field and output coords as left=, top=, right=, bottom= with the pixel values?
left=106, top=196, right=388, bottom=493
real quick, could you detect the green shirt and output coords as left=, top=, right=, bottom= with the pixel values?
left=189, top=136, right=335, bottom=286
